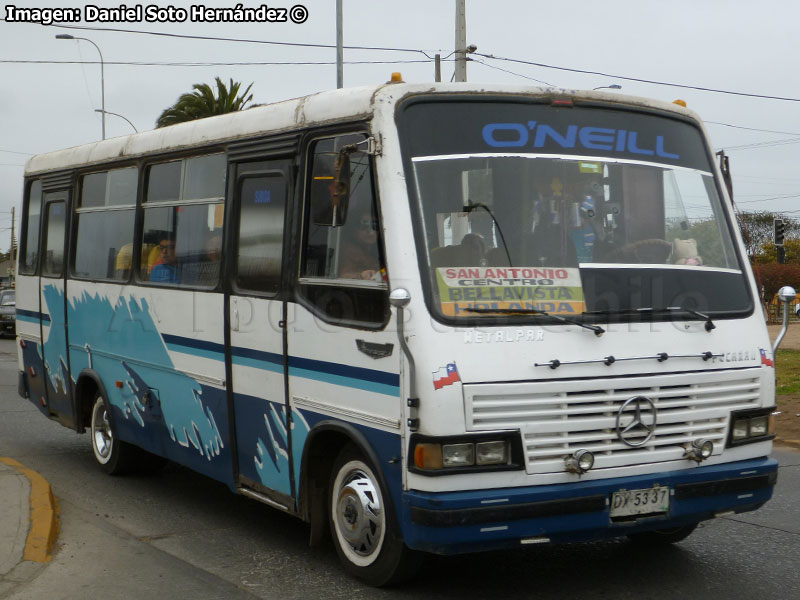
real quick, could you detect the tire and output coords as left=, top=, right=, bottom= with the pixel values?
left=90, top=394, right=139, bottom=475
left=627, top=522, right=699, bottom=545
left=329, top=445, right=421, bottom=586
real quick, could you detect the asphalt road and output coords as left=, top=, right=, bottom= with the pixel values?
left=1, top=336, right=799, bottom=599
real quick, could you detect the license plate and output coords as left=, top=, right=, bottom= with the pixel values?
left=610, top=485, right=670, bottom=519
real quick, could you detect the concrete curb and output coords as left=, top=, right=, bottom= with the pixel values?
left=775, top=439, right=800, bottom=451
left=0, top=458, right=59, bottom=563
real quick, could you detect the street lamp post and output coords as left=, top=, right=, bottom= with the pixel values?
left=55, top=34, right=106, bottom=140
left=94, top=109, right=137, bottom=133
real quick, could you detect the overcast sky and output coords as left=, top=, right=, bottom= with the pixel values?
left=2, top=0, right=799, bottom=254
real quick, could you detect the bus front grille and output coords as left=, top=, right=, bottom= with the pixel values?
left=463, top=369, right=762, bottom=474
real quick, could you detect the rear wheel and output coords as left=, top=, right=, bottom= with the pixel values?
left=627, top=523, right=699, bottom=545
left=90, top=394, right=138, bottom=475
left=329, top=445, right=421, bottom=586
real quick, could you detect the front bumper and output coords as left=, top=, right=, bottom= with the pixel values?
left=0, top=316, right=15, bottom=332
left=401, top=457, right=777, bottom=555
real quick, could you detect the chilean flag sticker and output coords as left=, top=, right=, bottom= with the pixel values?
left=760, top=348, right=775, bottom=368
left=433, top=363, right=461, bottom=390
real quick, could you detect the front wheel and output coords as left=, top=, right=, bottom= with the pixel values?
left=90, top=394, right=138, bottom=475
left=329, top=445, right=421, bottom=586
left=627, top=522, right=699, bottom=545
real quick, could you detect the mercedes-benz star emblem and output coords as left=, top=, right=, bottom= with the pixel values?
left=616, top=396, right=657, bottom=447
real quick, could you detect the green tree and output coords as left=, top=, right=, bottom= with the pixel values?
left=754, top=238, right=800, bottom=264
left=156, top=77, right=254, bottom=128
left=736, top=210, right=799, bottom=260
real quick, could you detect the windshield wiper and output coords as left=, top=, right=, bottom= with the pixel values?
left=464, top=307, right=605, bottom=336
left=583, top=306, right=715, bottom=332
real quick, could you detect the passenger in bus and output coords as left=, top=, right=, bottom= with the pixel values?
left=150, top=237, right=179, bottom=283
left=339, top=209, right=382, bottom=280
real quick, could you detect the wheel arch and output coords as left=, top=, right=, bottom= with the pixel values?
left=74, top=369, right=112, bottom=434
left=298, top=420, right=398, bottom=547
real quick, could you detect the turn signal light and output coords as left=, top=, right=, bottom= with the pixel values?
left=414, top=443, right=443, bottom=469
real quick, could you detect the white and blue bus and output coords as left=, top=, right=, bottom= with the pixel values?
left=17, top=80, right=781, bottom=585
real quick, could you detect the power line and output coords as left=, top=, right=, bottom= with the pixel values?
left=735, top=193, right=800, bottom=204
left=36, top=22, right=436, bottom=58
left=471, top=58, right=553, bottom=86
left=475, top=52, right=800, bottom=102
left=705, top=121, right=800, bottom=137
left=1, top=59, right=433, bottom=67
left=0, top=149, right=34, bottom=156
left=724, top=138, right=800, bottom=151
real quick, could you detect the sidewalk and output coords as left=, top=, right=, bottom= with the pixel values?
left=0, top=458, right=56, bottom=596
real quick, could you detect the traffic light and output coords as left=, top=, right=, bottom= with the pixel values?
left=775, top=219, right=786, bottom=247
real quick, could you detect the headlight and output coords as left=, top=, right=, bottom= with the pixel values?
left=410, top=435, right=518, bottom=474
left=442, top=443, right=475, bottom=467
left=728, top=408, right=776, bottom=447
left=684, top=438, right=714, bottom=462
left=732, top=420, right=749, bottom=441
left=565, top=449, right=595, bottom=474
left=750, top=416, right=769, bottom=437
left=476, top=441, right=509, bottom=465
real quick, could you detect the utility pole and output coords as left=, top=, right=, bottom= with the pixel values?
left=9, top=206, right=15, bottom=284
left=435, top=53, right=442, bottom=82
left=336, top=0, right=343, bottom=88
left=454, top=0, right=467, bottom=82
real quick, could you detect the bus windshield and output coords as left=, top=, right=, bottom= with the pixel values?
left=399, top=100, right=751, bottom=322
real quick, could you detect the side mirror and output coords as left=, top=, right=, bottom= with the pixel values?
left=389, top=288, right=411, bottom=308
left=778, top=286, right=797, bottom=303
left=773, top=286, right=797, bottom=353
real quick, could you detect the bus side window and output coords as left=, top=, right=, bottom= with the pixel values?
left=140, top=154, right=226, bottom=287
left=234, top=174, right=286, bottom=294
left=74, top=167, right=137, bottom=280
left=42, top=199, right=67, bottom=277
left=299, top=133, right=388, bottom=327
left=19, top=180, right=42, bottom=275
left=303, top=135, right=384, bottom=281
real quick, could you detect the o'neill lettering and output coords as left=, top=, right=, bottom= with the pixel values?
left=482, top=121, right=680, bottom=159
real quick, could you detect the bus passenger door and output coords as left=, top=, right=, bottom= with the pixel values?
left=38, top=192, right=75, bottom=427
left=288, top=132, right=402, bottom=504
left=227, top=160, right=294, bottom=507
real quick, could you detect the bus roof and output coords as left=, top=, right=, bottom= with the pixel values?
left=24, top=82, right=699, bottom=176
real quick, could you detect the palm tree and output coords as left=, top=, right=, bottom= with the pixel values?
left=156, top=77, right=254, bottom=128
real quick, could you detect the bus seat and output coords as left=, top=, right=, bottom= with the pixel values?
left=145, top=244, right=161, bottom=275
left=430, top=236, right=486, bottom=268
left=115, top=243, right=133, bottom=279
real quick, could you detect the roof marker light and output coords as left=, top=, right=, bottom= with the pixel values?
left=388, top=72, right=404, bottom=84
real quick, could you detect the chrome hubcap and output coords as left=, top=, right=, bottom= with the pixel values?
left=334, top=468, right=383, bottom=558
left=92, top=401, right=113, bottom=461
